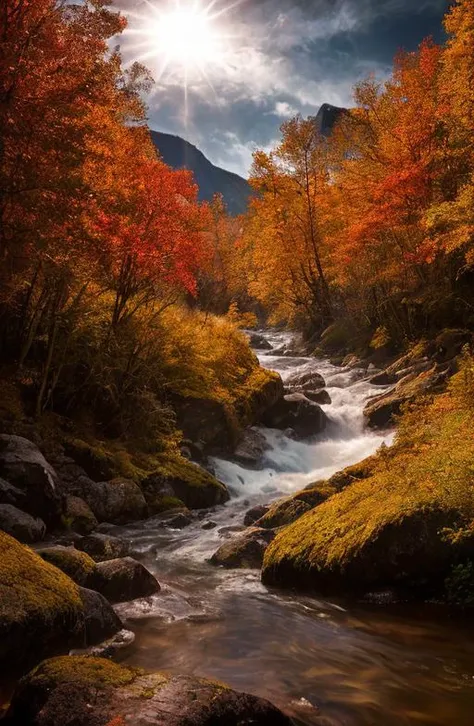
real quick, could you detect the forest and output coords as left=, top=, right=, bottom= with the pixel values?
left=1, top=1, right=474, bottom=725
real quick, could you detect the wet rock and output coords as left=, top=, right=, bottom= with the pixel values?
left=75, top=532, right=130, bottom=562
left=64, top=495, right=98, bottom=534
left=0, top=503, right=46, bottom=543
left=71, top=476, right=147, bottom=525
left=285, top=370, right=325, bottom=392
left=36, top=545, right=98, bottom=588
left=304, top=389, right=332, bottom=405
left=244, top=504, right=270, bottom=526
left=0, top=435, right=62, bottom=526
left=201, top=520, right=217, bottom=530
left=249, top=332, right=273, bottom=350
left=369, top=371, right=397, bottom=386
left=95, top=557, right=160, bottom=603
left=6, top=655, right=293, bottom=726
left=210, top=527, right=276, bottom=569
left=233, top=428, right=269, bottom=467
left=256, top=499, right=311, bottom=529
left=263, top=393, right=327, bottom=439
left=79, top=587, right=123, bottom=644
left=165, top=512, right=193, bottom=529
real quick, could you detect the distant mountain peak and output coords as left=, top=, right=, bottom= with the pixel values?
left=150, top=131, right=253, bottom=216
left=314, top=103, right=348, bottom=136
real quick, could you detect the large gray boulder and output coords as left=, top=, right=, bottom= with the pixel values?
left=0, top=477, right=27, bottom=508
left=0, top=504, right=46, bottom=543
left=0, top=435, right=62, bottom=525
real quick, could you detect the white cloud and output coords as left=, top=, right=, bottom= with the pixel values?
left=273, top=101, right=298, bottom=117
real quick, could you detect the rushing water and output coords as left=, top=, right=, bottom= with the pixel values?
left=114, top=331, right=474, bottom=726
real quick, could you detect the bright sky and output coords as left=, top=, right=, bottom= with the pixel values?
left=114, top=0, right=449, bottom=178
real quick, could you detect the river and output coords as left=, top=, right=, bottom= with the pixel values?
left=114, top=331, right=474, bottom=726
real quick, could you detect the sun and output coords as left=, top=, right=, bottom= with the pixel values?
left=127, top=0, right=238, bottom=83
left=154, top=5, right=221, bottom=67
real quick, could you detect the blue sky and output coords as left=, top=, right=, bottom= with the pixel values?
left=115, top=0, right=450, bottom=177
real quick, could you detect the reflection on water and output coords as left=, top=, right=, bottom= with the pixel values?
left=116, top=332, right=474, bottom=726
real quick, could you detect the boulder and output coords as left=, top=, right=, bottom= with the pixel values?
left=285, top=370, right=325, bottom=392
left=262, top=501, right=474, bottom=595
left=0, top=435, right=62, bottom=526
left=201, top=520, right=217, bottom=530
left=369, top=371, right=397, bottom=386
left=173, top=370, right=283, bottom=452
left=0, top=504, right=46, bottom=543
left=79, top=587, right=123, bottom=644
left=36, top=546, right=98, bottom=588
left=0, top=477, right=27, bottom=508
left=141, top=456, right=229, bottom=511
left=249, top=332, right=273, bottom=350
left=75, top=533, right=130, bottom=562
left=233, top=428, right=269, bottom=467
left=6, top=655, right=292, bottom=726
left=256, top=499, right=311, bottom=529
left=210, top=527, right=276, bottom=569
left=263, top=393, right=327, bottom=438
left=244, top=504, right=270, bottom=526
left=95, top=557, right=160, bottom=603
left=72, top=476, right=147, bottom=524
left=64, top=495, right=98, bottom=534
left=0, top=531, right=82, bottom=673
left=255, top=483, right=335, bottom=530
left=303, top=389, right=331, bottom=405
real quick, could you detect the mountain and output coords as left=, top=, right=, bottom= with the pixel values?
left=314, top=103, right=348, bottom=136
left=150, top=130, right=253, bottom=216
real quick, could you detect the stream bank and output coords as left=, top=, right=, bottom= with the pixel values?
left=107, top=331, right=474, bottom=726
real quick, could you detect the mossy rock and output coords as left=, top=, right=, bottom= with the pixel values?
left=95, top=557, right=160, bottom=603
left=36, top=546, right=97, bottom=588
left=64, top=496, right=98, bottom=535
left=63, top=438, right=116, bottom=480
left=0, top=532, right=84, bottom=673
left=143, top=454, right=229, bottom=510
left=6, top=655, right=292, bottom=726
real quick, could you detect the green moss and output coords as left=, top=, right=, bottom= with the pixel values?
left=151, top=495, right=186, bottom=513
left=0, top=532, right=82, bottom=621
left=445, top=562, right=474, bottom=607
left=263, top=363, right=474, bottom=591
left=26, top=656, right=138, bottom=691
left=37, top=547, right=97, bottom=586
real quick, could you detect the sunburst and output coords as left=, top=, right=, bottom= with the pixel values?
left=123, top=0, right=242, bottom=103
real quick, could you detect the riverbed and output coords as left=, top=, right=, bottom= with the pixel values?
left=114, top=331, right=474, bottom=726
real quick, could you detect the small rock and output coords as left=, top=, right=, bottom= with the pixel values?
left=0, top=503, right=46, bottom=543
left=95, top=557, right=160, bottom=603
left=304, top=389, right=332, bottom=405
left=166, top=512, right=193, bottom=529
left=36, top=545, right=97, bottom=587
left=201, top=520, right=217, bottom=530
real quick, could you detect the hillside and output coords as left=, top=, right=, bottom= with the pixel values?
left=150, top=130, right=253, bottom=216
